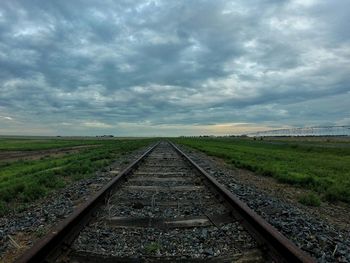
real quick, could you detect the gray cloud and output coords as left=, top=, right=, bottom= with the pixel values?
left=0, top=0, right=349, bottom=135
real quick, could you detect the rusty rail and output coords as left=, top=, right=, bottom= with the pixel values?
left=15, top=142, right=159, bottom=263
left=169, top=141, right=316, bottom=263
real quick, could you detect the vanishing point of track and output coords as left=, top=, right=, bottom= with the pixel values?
left=16, top=141, right=315, bottom=262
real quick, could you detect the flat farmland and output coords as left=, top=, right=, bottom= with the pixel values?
left=0, top=138, right=154, bottom=215
left=174, top=137, right=350, bottom=204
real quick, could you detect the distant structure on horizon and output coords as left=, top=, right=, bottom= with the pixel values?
left=248, top=125, right=350, bottom=137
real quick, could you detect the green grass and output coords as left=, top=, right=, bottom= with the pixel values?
left=173, top=137, right=350, bottom=203
left=0, top=138, right=155, bottom=215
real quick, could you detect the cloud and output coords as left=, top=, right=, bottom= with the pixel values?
left=0, top=0, right=349, bottom=136
left=82, top=121, right=113, bottom=128
left=0, top=116, right=13, bottom=120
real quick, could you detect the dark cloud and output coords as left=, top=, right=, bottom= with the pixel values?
left=0, top=0, right=349, bottom=135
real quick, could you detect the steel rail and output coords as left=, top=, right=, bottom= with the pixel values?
left=15, top=142, right=159, bottom=263
left=169, top=141, right=316, bottom=263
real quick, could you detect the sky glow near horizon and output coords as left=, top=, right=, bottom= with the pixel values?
left=0, top=0, right=349, bottom=136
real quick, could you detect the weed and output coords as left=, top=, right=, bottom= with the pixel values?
left=298, top=193, right=321, bottom=207
left=144, top=242, right=161, bottom=254
left=324, top=184, right=350, bottom=202
left=0, top=201, right=6, bottom=216
left=34, top=227, right=47, bottom=238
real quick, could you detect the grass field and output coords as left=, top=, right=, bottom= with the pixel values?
left=0, top=137, right=102, bottom=151
left=0, top=138, right=155, bottom=215
left=174, top=137, right=350, bottom=204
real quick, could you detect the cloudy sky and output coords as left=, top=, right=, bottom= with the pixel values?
left=0, top=0, right=349, bottom=136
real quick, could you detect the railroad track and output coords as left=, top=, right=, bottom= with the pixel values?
left=16, top=141, right=315, bottom=263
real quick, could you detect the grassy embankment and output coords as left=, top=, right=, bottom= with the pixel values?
left=174, top=137, right=350, bottom=205
left=0, top=138, right=155, bottom=215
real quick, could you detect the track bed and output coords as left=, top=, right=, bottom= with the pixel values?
left=68, top=142, right=264, bottom=262
left=16, top=141, right=315, bottom=263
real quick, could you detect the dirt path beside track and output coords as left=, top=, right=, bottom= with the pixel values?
left=0, top=145, right=99, bottom=163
